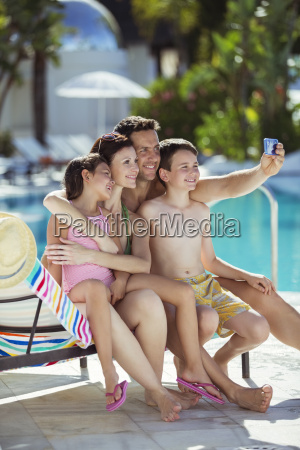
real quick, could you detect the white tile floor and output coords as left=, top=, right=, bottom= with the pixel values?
left=0, top=292, right=299, bottom=450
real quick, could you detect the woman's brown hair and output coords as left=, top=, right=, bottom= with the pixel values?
left=90, top=133, right=133, bottom=166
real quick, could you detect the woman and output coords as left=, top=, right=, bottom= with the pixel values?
left=44, top=133, right=272, bottom=413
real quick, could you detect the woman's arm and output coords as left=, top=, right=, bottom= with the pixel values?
left=45, top=239, right=150, bottom=273
left=43, top=190, right=118, bottom=254
left=191, top=145, right=285, bottom=203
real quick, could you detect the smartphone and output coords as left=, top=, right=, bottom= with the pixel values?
left=264, top=138, right=278, bottom=155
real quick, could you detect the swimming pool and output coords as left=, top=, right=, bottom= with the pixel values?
left=1, top=188, right=299, bottom=291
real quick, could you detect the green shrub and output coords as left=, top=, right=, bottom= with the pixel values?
left=131, top=73, right=224, bottom=143
left=0, top=131, right=16, bottom=157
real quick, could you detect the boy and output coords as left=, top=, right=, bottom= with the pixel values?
left=136, top=138, right=272, bottom=377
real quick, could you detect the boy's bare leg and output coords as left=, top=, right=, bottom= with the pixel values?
left=164, top=303, right=273, bottom=413
left=213, top=310, right=270, bottom=375
left=126, top=274, right=222, bottom=399
left=115, top=288, right=200, bottom=409
left=217, top=278, right=300, bottom=351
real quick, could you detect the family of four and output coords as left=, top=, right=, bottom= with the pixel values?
left=43, top=116, right=300, bottom=421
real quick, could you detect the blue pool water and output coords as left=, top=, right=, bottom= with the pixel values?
left=1, top=189, right=299, bottom=291
left=210, top=190, right=300, bottom=292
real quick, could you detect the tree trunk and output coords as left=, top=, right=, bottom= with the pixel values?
left=33, top=51, right=46, bottom=145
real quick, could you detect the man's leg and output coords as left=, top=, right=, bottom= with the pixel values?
left=213, top=310, right=270, bottom=374
left=217, top=278, right=300, bottom=351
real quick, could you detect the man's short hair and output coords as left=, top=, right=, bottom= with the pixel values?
left=158, top=138, right=198, bottom=186
left=114, top=116, right=161, bottom=137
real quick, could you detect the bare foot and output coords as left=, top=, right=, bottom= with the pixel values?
left=144, top=389, right=157, bottom=406
left=149, top=387, right=182, bottom=422
left=229, top=385, right=273, bottom=413
left=167, top=388, right=201, bottom=410
left=104, top=368, right=121, bottom=407
left=174, top=356, right=223, bottom=401
left=145, top=388, right=200, bottom=410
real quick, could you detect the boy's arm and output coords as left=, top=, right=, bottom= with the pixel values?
left=43, top=190, right=118, bottom=254
left=190, top=145, right=285, bottom=203
left=200, top=206, right=275, bottom=295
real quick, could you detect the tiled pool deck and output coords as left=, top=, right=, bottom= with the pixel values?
left=0, top=292, right=299, bottom=450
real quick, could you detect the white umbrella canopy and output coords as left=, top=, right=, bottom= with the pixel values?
left=55, top=71, right=151, bottom=135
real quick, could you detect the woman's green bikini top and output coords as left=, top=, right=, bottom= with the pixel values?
left=121, top=202, right=131, bottom=255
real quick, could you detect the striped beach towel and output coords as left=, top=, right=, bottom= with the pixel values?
left=0, top=331, right=77, bottom=364
left=25, top=259, right=92, bottom=349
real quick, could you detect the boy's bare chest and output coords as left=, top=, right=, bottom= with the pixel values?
left=150, top=207, right=206, bottom=241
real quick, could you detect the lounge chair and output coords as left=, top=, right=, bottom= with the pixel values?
left=13, top=137, right=50, bottom=165
left=0, top=259, right=96, bottom=372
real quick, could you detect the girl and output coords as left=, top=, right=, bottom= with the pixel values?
left=51, top=153, right=130, bottom=411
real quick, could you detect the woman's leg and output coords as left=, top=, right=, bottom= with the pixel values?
left=77, top=301, right=182, bottom=421
left=114, top=288, right=201, bottom=408
left=216, top=278, right=300, bottom=351
left=69, top=279, right=120, bottom=406
left=164, top=302, right=273, bottom=413
left=126, top=274, right=221, bottom=398
left=214, top=310, right=270, bottom=375
left=115, top=288, right=166, bottom=384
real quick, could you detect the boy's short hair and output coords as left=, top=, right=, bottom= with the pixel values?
left=158, top=138, right=198, bottom=187
left=114, top=116, right=161, bottom=137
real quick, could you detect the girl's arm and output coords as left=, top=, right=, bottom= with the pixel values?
left=200, top=207, right=275, bottom=295
left=43, top=190, right=118, bottom=254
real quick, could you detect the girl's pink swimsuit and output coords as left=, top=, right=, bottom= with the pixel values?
left=62, top=206, right=115, bottom=294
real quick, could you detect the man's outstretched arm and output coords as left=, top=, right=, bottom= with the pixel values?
left=190, top=144, right=285, bottom=203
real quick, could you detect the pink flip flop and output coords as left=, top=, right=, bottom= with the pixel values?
left=176, top=377, right=225, bottom=405
left=106, top=380, right=128, bottom=412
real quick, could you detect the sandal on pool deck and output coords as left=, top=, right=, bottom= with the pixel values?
left=106, top=380, right=128, bottom=412
left=176, top=377, right=225, bottom=404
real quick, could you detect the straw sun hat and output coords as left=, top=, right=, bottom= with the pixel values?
left=0, top=212, right=37, bottom=289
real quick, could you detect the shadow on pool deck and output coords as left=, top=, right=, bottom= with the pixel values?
left=0, top=292, right=299, bottom=450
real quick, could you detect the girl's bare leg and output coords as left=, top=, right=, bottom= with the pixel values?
left=217, top=278, right=300, bottom=351
left=77, top=301, right=182, bottom=421
left=126, top=274, right=221, bottom=399
left=69, top=279, right=120, bottom=406
left=164, top=303, right=273, bottom=412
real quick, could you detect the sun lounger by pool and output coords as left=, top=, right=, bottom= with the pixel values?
left=13, top=137, right=50, bottom=165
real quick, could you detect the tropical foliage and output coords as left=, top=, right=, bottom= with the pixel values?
left=131, top=0, right=300, bottom=159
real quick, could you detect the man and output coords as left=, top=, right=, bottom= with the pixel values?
left=113, top=116, right=300, bottom=354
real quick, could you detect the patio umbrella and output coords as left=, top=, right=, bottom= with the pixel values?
left=55, top=71, right=151, bottom=136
